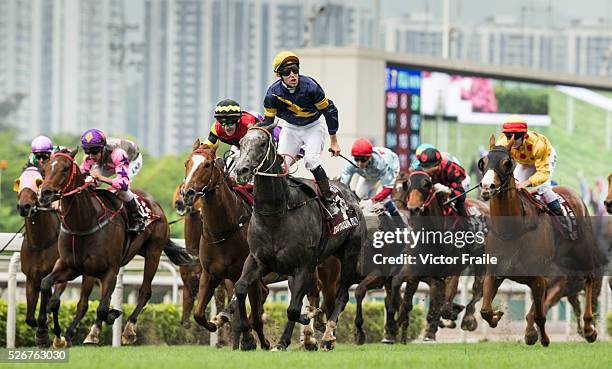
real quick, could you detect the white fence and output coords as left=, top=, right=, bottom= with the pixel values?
left=1, top=232, right=611, bottom=348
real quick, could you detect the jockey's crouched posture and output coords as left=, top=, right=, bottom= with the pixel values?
left=79, top=128, right=145, bottom=232
left=417, top=147, right=470, bottom=219
left=25, top=135, right=65, bottom=173
left=341, top=138, right=403, bottom=222
left=260, top=50, right=341, bottom=217
left=495, top=115, right=572, bottom=231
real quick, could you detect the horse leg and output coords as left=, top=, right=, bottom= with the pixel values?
left=582, top=276, right=597, bottom=343
left=48, top=282, right=68, bottom=348
left=40, top=261, right=79, bottom=348
left=423, top=278, right=445, bottom=342
left=123, top=246, right=164, bottom=345
left=233, top=254, right=266, bottom=351
left=384, top=269, right=407, bottom=343
left=24, top=279, right=40, bottom=328
left=441, top=276, right=461, bottom=320
left=65, top=277, right=96, bottom=346
left=84, top=268, right=118, bottom=345
left=247, top=281, right=271, bottom=350
left=480, top=276, right=505, bottom=328
left=307, top=271, right=324, bottom=333
left=395, top=278, right=418, bottom=344
left=525, top=277, right=549, bottom=347
left=461, top=276, right=484, bottom=332
left=276, top=270, right=315, bottom=351
left=193, top=268, right=222, bottom=332
left=354, top=273, right=378, bottom=345
left=179, top=265, right=198, bottom=329
left=567, top=295, right=583, bottom=337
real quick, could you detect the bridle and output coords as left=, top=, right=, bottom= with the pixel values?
left=182, top=149, right=223, bottom=199
left=478, top=148, right=516, bottom=198
left=248, top=126, right=293, bottom=178
left=408, top=170, right=437, bottom=213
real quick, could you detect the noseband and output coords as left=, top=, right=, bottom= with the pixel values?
left=479, top=148, right=516, bottom=197
left=408, top=170, right=436, bottom=212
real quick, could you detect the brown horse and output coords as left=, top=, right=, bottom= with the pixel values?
left=38, top=149, right=192, bottom=345
left=390, top=173, right=486, bottom=336
left=15, top=167, right=99, bottom=348
left=605, top=173, right=612, bottom=293
left=181, top=141, right=270, bottom=350
left=479, top=135, right=604, bottom=345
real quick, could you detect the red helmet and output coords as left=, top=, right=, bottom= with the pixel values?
left=502, top=115, right=528, bottom=133
left=351, top=138, right=373, bottom=157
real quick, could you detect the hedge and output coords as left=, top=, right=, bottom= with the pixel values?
left=494, top=86, right=549, bottom=115
left=0, top=300, right=425, bottom=347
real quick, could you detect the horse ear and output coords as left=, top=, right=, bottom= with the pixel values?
left=477, top=157, right=486, bottom=173
left=13, top=178, right=20, bottom=192
left=193, top=138, right=201, bottom=150
left=70, top=148, right=78, bottom=158
left=35, top=178, right=43, bottom=189
left=489, top=134, right=495, bottom=149
left=505, top=136, right=515, bottom=152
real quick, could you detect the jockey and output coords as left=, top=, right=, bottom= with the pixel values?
left=203, top=99, right=303, bottom=168
left=25, top=135, right=64, bottom=173
left=416, top=147, right=470, bottom=218
left=410, top=143, right=471, bottom=188
left=340, top=138, right=402, bottom=218
left=495, top=115, right=569, bottom=224
left=79, top=128, right=145, bottom=232
left=260, top=50, right=341, bottom=217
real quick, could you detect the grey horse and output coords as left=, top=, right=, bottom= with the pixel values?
left=231, top=125, right=367, bottom=351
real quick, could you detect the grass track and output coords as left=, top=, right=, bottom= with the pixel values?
left=5, top=342, right=612, bottom=369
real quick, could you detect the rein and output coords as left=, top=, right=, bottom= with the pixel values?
left=249, top=127, right=292, bottom=178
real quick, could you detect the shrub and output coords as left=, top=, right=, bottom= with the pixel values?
left=0, top=299, right=425, bottom=347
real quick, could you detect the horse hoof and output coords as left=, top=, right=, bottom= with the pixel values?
left=584, top=329, right=597, bottom=343
left=271, top=344, right=286, bottom=352
left=321, top=339, right=336, bottom=351
left=52, top=336, right=67, bottom=349
left=240, top=334, right=257, bottom=351
left=442, top=319, right=456, bottom=329
left=541, top=336, right=551, bottom=347
left=106, top=308, right=122, bottom=325
left=380, top=335, right=395, bottom=344
left=121, top=322, right=137, bottom=345
left=524, top=330, right=538, bottom=346
left=423, top=334, right=436, bottom=342
left=461, top=316, right=478, bottom=332
left=261, top=338, right=271, bottom=351
left=83, top=325, right=100, bottom=345
left=36, top=331, right=49, bottom=348
left=355, top=331, right=366, bottom=345
left=303, top=339, right=318, bottom=351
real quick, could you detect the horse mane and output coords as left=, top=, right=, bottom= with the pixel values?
left=56, top=147, right=72, bottom=154
left=192, top=144, right=216, bottom=160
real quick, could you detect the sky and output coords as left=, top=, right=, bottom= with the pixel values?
left=379, top=0, right=612, bottom=26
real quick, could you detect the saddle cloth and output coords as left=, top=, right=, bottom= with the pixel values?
left=287, top=177, right=360, bottom=237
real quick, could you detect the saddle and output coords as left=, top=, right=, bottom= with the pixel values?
left=286, top=176, right=359, bottom=237
left=521, top=189, right=578, bottom=241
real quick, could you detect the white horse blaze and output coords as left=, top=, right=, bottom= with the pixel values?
left=481, top=169, right=496, bottom=188
left=185, top=155, right=205, bottom=185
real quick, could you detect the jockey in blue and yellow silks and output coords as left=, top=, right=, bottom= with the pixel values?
left=260, top=50, right=341, bottom=217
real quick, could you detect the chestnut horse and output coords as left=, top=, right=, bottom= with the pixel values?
left=479, top=136, right=604, bottom=345
left=172, top=184, right=235, bottom=346
left=38, top=149, right=192, bottom=345
left=181, top=142, right=270, bottom=350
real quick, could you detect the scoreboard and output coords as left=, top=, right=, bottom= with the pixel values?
left=384, top=66, right=422, bottom=170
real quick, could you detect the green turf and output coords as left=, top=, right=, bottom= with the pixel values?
left=4, top=342, right=612, bottom=369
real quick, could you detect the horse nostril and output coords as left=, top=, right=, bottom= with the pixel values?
left=237, top=167, right=249, bottom=176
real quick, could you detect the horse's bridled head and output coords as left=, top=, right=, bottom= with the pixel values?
left=235, top=128, right=273, bottom=185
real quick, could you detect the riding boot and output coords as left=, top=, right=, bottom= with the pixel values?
left=548, top=199, right=575, bottom=239
left=126, top=198, right=145, bottom=233
left=311, top=165, right=340, bottom=218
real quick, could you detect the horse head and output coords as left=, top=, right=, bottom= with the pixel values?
left=39, top=148, right=81, bottom=206
left=182, top=139, right=222, bottom=207
left=406, top=170, right=436, bottom=216
left=605, top=172, right=612, bottom=215
left=479, top=134, right=515, bottom=201
left=234, top=124, right=278, bottom=185
left=14, top=167, right=44, bottom=218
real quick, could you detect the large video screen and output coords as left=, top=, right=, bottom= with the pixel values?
left=384, top=64, right=612, bottom=194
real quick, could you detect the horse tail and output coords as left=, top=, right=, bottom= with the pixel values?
left=163, top=239, right=195, bottom=266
